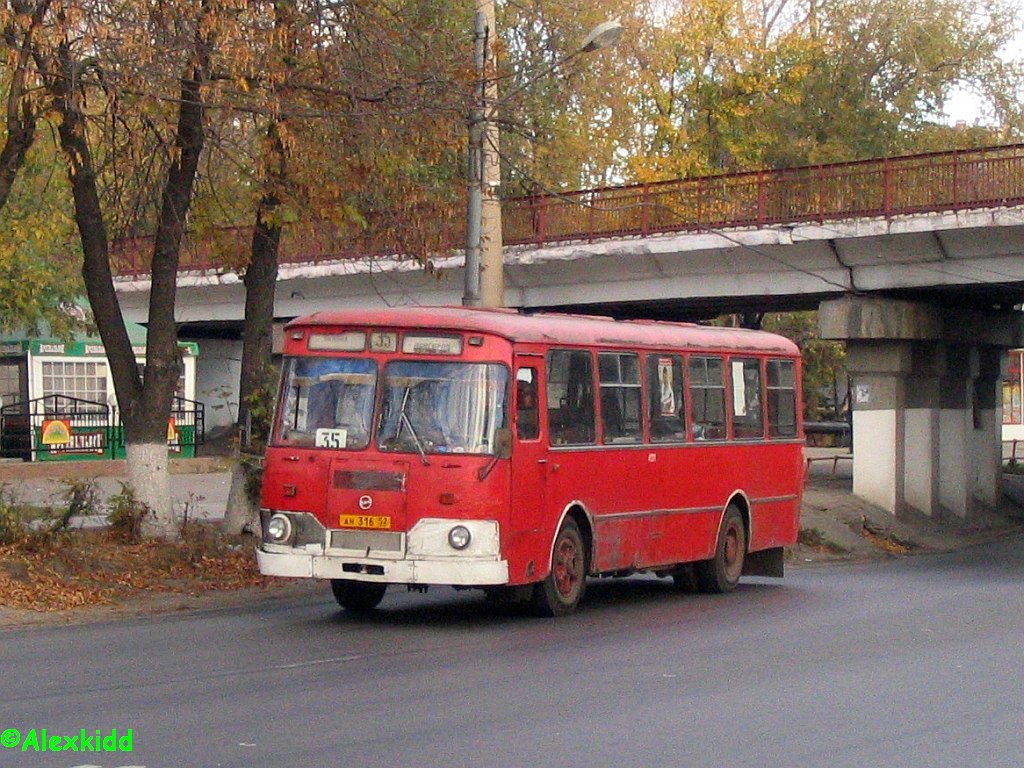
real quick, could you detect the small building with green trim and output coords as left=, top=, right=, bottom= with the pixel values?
left=0, top=323, right=201, bottom=461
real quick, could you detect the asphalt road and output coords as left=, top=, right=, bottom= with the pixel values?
left=2, top=534, right=1023, bottom=768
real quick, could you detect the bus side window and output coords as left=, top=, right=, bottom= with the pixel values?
left=546, top=350, right=595, bottom=445
left=731, top=358, right=764, bottom=439
left=599, top=352, right=642, bottom=444
left=648, top=354, right=686, bottom=442
left=689, top=356, right=726, bottom=440
left=767, top=359, right=798, bottom=438
left=516, top=368, right=540, bottom=440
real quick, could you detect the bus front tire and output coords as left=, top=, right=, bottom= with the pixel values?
left=331, top=579, right=387, bottom=612
left=695, top=505, right=746, bottom=594
left=532, top=519, right=587, bottom=617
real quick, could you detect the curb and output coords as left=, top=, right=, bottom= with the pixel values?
left=0, top=456, right=235, bottom=482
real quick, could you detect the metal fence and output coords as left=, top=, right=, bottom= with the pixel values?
left=109, top=143, right=1024, bottom=276
left=0, top=394, right=205, bottom=461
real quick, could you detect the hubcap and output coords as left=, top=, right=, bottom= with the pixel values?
left=724, top=522, right=742, bottom=578
left=553, top=537, right=580, bottom=597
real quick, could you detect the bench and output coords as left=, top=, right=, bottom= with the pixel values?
left=805, top=453, right=853, bottom=476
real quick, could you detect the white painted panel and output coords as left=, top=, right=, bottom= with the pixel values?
left=971, top=407, right=1001, bottom=508
left=852, top=409, right=897, bottom=513
left=903, top=408, right=937, bottom=515
left=939, top=408, right=970, bottom=518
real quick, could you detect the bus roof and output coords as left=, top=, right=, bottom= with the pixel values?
left=288, top=307, right=800, bottom=356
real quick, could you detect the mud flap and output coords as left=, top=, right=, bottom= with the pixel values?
left=742, top=546, right=784, bottom=578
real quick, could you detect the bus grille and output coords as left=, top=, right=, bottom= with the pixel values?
left=329, top=530, right=403, bottom=553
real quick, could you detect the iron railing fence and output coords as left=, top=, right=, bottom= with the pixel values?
left=0, top=395, right=205, bottom=461
left=111, top=143, right=1024, bottom=277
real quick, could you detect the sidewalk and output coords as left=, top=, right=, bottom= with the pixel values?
left=800, top=445, right=1024, bottom=563
left=0, top=456, right=235, bottom=525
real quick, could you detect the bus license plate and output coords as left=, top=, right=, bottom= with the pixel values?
left=339, top=514, right=392, bottom=530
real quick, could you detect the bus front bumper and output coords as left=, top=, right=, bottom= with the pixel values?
left=256, top=546, right=510, bottom=587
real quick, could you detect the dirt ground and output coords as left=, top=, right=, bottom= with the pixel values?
left=1, top=455, right=1022, bottom=630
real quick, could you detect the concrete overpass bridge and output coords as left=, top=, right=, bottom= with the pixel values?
left=115, top=143, right=1024, bottom=522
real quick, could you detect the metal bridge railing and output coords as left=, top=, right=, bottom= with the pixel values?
left=110, top=143, right=1024, bottom=277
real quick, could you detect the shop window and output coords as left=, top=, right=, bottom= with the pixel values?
left=41, top=360, right=108, bottom=404
left=1002, top=350, right=1023, bottom=425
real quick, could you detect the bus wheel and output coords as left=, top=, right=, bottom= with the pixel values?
left=532, top=519, right=587, bottom=617
left=695, top=505, right=746, bottom=594
left=330, top=579, right=387, bottom=612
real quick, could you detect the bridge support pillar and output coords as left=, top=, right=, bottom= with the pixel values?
left=820, top=297, right=1022, bottom=520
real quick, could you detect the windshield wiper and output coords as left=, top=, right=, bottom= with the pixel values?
left=396, top=388, right=430, bottom=466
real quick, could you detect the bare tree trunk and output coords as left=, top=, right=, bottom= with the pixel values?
left=44, top=5, right=213, bottom=539
left=223, top=199, right=281, bottom=534
left=224, top=462, right=259, bottom=535
left=128, top=443, right=173, bottom=537
left=223, top=0, right=292, bottom=534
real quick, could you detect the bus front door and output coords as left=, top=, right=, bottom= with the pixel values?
left=510, top=358, right=550, bottom=582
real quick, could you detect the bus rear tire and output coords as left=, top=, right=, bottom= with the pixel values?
left=695, top=505, right=746, bottom=594
left=331, top=579, right=387, bottom=612
left=532, top=519, right=587, bottom=617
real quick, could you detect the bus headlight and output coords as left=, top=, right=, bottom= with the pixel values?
left=447, top=525, right=472, bottom=550
left=267, top=513, right=294, bottom=544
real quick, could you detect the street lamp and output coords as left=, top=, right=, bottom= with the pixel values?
left=462, top=11, right=624, bottom=308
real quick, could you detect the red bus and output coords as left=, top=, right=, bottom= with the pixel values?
left=257, top=307, right=803, bottom=616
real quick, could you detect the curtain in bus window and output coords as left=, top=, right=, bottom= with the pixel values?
left=546, top=350, right=595, bottom=445
left=767, top=360, right=797, bottom=438
left=276, top=357, right=377, bottom=449
left=598, top=352, right=642, bottom=444
left=732, top=358, right=764, bottom=439
left=689, top=357, right=726, bottom=440
left=647, top=355, right=686, bottom=442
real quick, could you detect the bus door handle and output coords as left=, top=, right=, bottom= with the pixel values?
left=537, top=459, right=548, bottom=464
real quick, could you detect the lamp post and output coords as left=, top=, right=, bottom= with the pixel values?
left=462, top=12, right=624, bottom=308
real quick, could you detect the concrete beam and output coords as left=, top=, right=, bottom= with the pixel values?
left=820, top=296, right=1024, bottom=347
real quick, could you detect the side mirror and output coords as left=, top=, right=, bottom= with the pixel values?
left=494, top=427, right=513, bottom=459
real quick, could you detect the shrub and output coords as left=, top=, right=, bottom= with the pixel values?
left=106, top=483, right=150, bottom=543
left=0, top=489, right=25, bottom=545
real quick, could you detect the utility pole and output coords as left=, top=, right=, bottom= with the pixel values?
left=462, top=11, right=623, bottom=309
left=463, top=0, right=504, bottom=308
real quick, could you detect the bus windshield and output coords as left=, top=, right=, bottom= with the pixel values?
left=275, top=357, right=377, bottom=449
left=377, top=361, right=509, bottom=456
